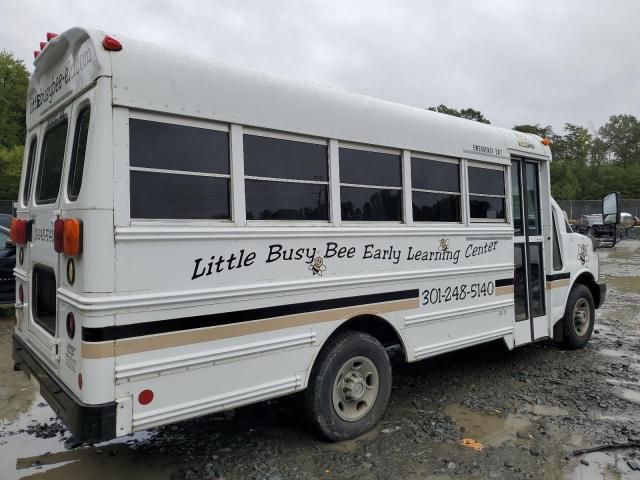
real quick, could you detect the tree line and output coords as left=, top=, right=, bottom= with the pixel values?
left=0, top=51, right=637, bottom=202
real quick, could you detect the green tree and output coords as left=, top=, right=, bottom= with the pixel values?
left=0, top=51, right=29, bottom=148
left=428, top=105, right=491, bottom=124
left=0, top=145, right=24, bottom=199
left=598, top=114, right=640, bottom=166
left=513, top=124, right=553, bottom=138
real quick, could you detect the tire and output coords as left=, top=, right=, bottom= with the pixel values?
left=562, top=284, right=595, bottom=349
left=304, top=330, right=392, bottom=441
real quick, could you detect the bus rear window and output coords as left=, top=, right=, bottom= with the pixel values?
left=35, top=119, right=69, bottom=204
left=67, top=107, right=91, bottom=201
left=22, top=137, right=38, bottom=205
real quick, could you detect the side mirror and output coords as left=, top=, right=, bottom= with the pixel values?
left=602, top=192, right=620, bottom=225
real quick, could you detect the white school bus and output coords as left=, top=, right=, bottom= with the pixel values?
left=11, top=28, right=610, bottom=442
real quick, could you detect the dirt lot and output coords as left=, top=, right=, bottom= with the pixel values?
left=1, top=242, right=639, bottom=479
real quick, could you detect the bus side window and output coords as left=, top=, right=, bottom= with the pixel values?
left=129, top=119, right=230, bottom=220
left=67, top=107, right=91, bottom=201
left=244, top=134, right=329, bottom=221
left=22, top=136, right=38, bottom=206
left=468, top=165, right=506, bottom=221
left=411, top=156, right=461, bottom=222
left=339, top=147, right=402, bottom=221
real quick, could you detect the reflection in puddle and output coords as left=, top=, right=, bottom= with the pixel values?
left=523, top=404, right=569, bottom=417
left=606, top=276, right=640, bottom=295
left=445, top=405, right=529, bottom=447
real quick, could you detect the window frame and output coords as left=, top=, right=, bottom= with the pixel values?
left=22, top=135, right=38, bottom=207
left=128, top=112, right=232, bottom=222
left=66, top=103, right=92, bottom=202
left=467, top=161, right=507, bottom=223
left=243, top=128, right=330, bottom=223
left=410, top=153, right=462, bottom=223
left=34, top=116, right=70, bottom=206
left=338, top=142, right=403, bottom=223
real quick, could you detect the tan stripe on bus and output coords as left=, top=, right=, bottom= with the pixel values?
left=545, top=279, right=570, bottom=289
left=81, top=298, right=419, bottom=359
left=495, top=286, right=514, bottom=296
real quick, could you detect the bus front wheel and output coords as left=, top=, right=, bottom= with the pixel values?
left=562, top=284, right=595, bottom=349
left=304, top=330, right=392, bottom=441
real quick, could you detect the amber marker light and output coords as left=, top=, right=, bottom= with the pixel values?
left=541, top=138, right=551, bottom=146
left=63, top=219, right=83, bottom=256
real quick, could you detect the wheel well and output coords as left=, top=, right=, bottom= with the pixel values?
left=333, top=314, right=405, bottom=353
left=574, top=272, right=601, bottom=308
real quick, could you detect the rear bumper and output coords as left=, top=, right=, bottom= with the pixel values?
left=595, top=281, right=607, bottom=309
left=12, top=333, right=117, bottom=442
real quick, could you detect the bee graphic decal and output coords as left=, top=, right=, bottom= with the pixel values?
left=438, top=238, right=450, bottom=253
left=309, top=256, right=327, bottom=276
left=577, top=244, right=590, bottom=266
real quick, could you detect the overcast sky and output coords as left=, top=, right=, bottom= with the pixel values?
left=1, top=0, right=638, bottom=134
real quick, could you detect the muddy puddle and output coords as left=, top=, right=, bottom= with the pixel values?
left=445, top=404, right=530, bottom=447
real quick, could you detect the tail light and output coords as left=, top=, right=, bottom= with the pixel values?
left=18, top=285, right=24, bottom=304
left=66, top=312, right=76, bottom=339
left=10, top=218, right=29, bottom=245
left=53, top=218, right=83, bottom=256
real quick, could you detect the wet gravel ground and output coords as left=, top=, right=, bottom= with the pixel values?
left=1, top=241, right=640, bottom=479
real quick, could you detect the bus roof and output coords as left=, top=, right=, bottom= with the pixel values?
left=27, top=27, right=551, bottom=163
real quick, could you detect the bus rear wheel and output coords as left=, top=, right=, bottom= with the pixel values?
left=304, top=330, right=391, bottom=441
left=562, top=284, right=595, bottom=349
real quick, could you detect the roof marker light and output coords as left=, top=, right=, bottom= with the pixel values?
left=102, top=35, right=122, bottom=51
left=46, top=32, right=58, bottom=41
left=541, top=138, right=551, bottom=146
left=40, top=42, right=46, bottom=50
left=33, top=50, right=40, bottom=59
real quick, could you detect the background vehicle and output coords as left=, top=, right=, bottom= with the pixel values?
left=575, top=214, right=610, bottom=237
left=0, top=214, right=16, bottom=305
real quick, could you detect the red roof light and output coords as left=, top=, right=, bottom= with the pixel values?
left=46, top=32, right=58, bottom=41
left=102, top=35, right=122, bottom=51
left=33, top=50, right=40, bottom=59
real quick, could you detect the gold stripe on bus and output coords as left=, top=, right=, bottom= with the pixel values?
left=81, top=298, right=419, bottom=359
left=81, top=341, right=115, bottom=359
left=545, top=279, right=570, bottom=289
left=495, top=286, right=514, bottom=296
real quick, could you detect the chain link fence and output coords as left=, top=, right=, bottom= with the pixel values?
left=0, top=200, right=16, bottom=216
left=557, top=199, right=640, bottom=221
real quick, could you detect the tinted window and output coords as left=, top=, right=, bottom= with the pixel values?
left=552, top=212, right=563, bottom=270
left=411, top=157, right=459, bottom=192
left=341, top=187, right=401, bottom=221
left=413, top=191, right=460, bottom=222
left=511, top=161, right=523, bottom=235
left=528, top=244, right=546, bottom=317
left=33, top=266, right=56, bottom=336
left=130, top=119, right=229, bottom=174
left=67, top=107, right=91, bottom=201
left=470, top=195, right=505, bottom=219
left=130, top=170, right=229, bottom=219
left=23, top=137, right=37, bottom=205
left=525, top=162, right=540, bottom=235
left=245, top=180, right=328, bottom=220
left=244, top=135, right=327, bottom=181
left=468, top=167, right=505, bottom=196
left=35, top=119, right=68, bottom=204
left=339, top=148, right=401, bottom=187
left=514, top=244, right=527, bottom=321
